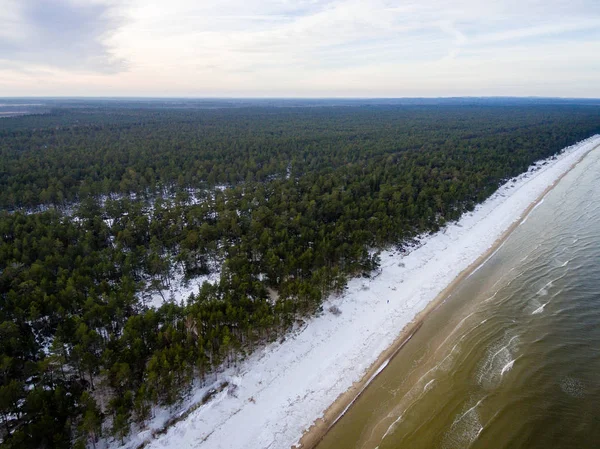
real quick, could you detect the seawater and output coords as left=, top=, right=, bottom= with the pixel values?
left=316, top=147, right=600, bottom=449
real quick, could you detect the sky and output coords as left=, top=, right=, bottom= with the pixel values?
left=1, top=0, right=599, bottom=97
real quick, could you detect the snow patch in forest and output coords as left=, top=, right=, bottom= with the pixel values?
left=140, top=267, right=221, bottom=309
left=115, top=135, right=600, bottom=449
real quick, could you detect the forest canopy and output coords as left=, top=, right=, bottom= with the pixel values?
left=1, top=100, right=598, bottom=448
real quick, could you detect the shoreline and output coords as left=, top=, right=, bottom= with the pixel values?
left=139, top=135, right=600, bottom=449
left=296, top=140, right=600, bottom=449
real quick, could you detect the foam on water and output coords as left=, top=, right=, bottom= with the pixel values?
left=532, top=302, right=548, bottom=314
left=520, top=198, right=545, bottom=226
left=436, top=311, right=477, bottom=350
left=520, top=242, right=543, bottom=262
left=477, top=335, right=519, bottom=387
left=482, top=290, right=500, bottom=303
left=468, top=241, right=508, bottom=279
left=416, top=343, right=460, bottom=387
left=500, top=358, right=516, bottom=376
left=332, top=357, right=392, bottom=426
left=559, top=377, right=586, bottom=398
left=530, top=275, right=567, bottom=312
left=423, top=379, right=436, bottom=392
left=443, top=398, right=486, bottom=449
left=536, top=281, right=552, bottom=296
left=381, top=413, right=404, bottom=441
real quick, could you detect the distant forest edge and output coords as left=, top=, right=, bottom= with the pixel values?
left=1, top=103, right=599, bottom=448
left=2, top=103, right=600, bottom=209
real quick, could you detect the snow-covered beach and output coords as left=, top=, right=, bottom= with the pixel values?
left=128, top=135, right=600, bottom=449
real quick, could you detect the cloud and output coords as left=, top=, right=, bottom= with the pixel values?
left=1, top=0, right=599, bottom=96
left=474, top=19, right=600, bottom=45
left=132, top=0, right=598, bottom=76
left=0, top=0, right=125, bottom=73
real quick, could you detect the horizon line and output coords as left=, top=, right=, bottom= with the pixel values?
left=1, top=95, right=600, bottom=101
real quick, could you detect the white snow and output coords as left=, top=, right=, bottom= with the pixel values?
left=141, top=267, right=221, bottom=309
left=126, top=135, right=600, bottom=449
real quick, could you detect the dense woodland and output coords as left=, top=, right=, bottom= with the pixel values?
left=0, top=102, right=599, bottom=448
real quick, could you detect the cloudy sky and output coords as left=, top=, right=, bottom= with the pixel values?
left=1, top=0, right=599, bottom=97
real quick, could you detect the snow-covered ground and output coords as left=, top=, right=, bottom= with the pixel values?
left=141, top=266, right=221, bottom=309
left=127, top=135, right=600, bottom=449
